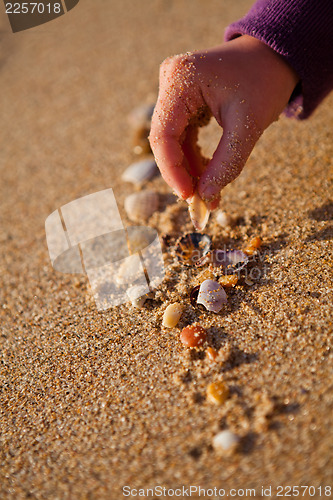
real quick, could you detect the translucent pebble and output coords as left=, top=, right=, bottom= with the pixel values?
left=162, top=303, right=183, bottom=328
left=212, top=430, right=240, bottom=454
left=121, top=158, right=159, bottom=185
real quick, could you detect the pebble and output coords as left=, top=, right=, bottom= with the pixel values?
left=162, top=303, right=183, bottom=328
left=244, top=236, right=262, bottom=256
left=206, top=381, right=229, bottom=405
left=121, top=158, right=159, bottom=185
left=206, top=346, right=218, bottom=362
left=180, top=324, right=207, bottom=348
left=218, top=275, right=238, bottom=287
left=212, top=430, right=240, bottom=454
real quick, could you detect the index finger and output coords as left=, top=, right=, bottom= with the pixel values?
left=149, top=96, right=194, bottom=199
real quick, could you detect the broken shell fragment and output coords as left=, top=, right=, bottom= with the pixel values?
left=175, top=232, right=211, bottom=266
left=187, top=192, right=210, bottom=231
left=197, top=279, right=227, bottom=313
left=162, top=303, right=183, bottom=328
left=180, top=324, right=207, bottom=348
left=124, top=190, right=159, bottom=223
left=126, top=284, right=148, bottom=308
left=121, top=158, right=159, bottom=185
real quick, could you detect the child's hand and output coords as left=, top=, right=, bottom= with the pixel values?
left=149, top=35, right=299, bottom=209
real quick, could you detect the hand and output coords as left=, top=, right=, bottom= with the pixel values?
left=149, top=35, right=299, bottom=209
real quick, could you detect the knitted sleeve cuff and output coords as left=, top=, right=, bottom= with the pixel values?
left=224, top=0, right=333, bottom=118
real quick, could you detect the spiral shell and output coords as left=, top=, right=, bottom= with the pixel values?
left=124, top=190, right=159, bottom=222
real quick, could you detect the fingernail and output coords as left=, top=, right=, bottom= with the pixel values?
left=173, top=188, right=184, bottom=199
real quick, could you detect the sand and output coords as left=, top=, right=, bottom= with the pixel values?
left=0, top=0, right=332, bottom=499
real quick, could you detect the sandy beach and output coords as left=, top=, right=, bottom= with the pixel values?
left=0, top=0, right=332, bottom=498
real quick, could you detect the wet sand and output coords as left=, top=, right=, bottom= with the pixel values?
left=0, top=0, right=332, bottom=498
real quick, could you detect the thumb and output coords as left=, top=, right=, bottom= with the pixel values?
left=198, top=110, right=261, bottom=202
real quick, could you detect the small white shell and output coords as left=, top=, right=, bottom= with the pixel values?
left=162, top=303, right=183, bottom=328
left=212, top=430, right=240, bottom=454
left=197, top=279, right=227, bottom=313
left=126, top=284, right=148, bottom=308
left=124, top=190, right=159, bottom=222
left=215, top=210, right=231, bottom=227
left=121, top=158, right=159, bottom=185
left=188, top=192, right=210, bottom=231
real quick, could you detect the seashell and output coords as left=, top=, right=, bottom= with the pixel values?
left=196, top=279, right=227, bottom=313
left=124, top=190, right=159, bottom=223
left=215, top=210, right=231, bottom=227
left=175, top=232, right=211, bottom=266
left=212, top=430, right=240, bottom=454
left=121, top=158, right=159, bottom=185
left=196, top=249, right=249, bottom=273
left=128, top=103, right=155, bottom=130
left=126, top=284, right=148, bottom=308
left=162, top=303, right=183, bottom=328
left=180, top=323, right=207, bottom=348
left=187, top=192, right=210, bottom=231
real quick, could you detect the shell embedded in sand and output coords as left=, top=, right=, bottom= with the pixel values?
left=162, top=303, right=183, bottom=328
left=187, top=192, right=210, bottom=231
left=196, top=279, right=227, bottom=313
left=124, top=190, right=159, bottom=222
left=175, top=232, right=211, bottom=266
left=206, top=381, right=229, bottom=405
left=121, top=158, right=159, bottom=185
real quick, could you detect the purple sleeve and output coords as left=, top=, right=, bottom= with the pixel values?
left=224, top=0, right=333, bottom=119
